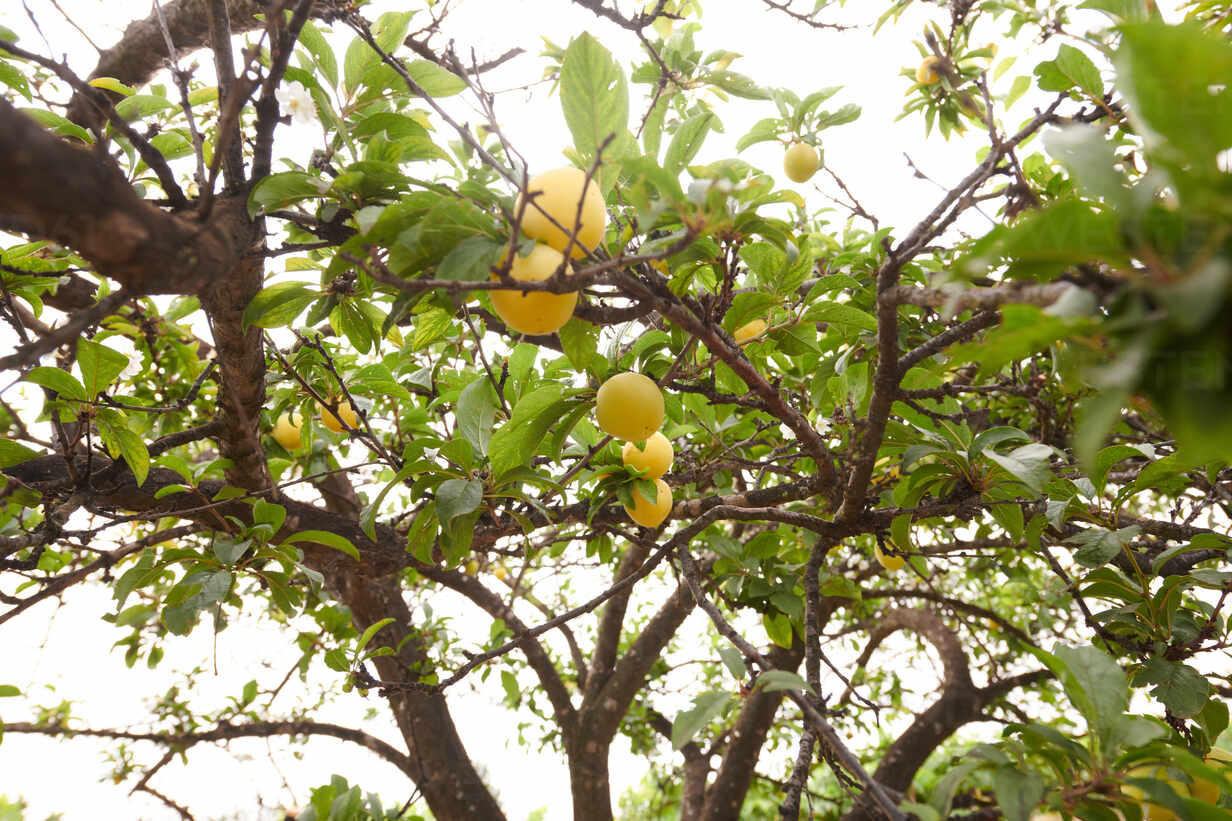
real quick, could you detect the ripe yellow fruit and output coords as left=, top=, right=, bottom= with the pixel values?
left=596, top=372, right=664, bottom=442
left=516, top=167, right=606, bottom=258
left=734, top=318, right=768, bottom=343
left=272, top=412, right=303, bottom=450
left=875, top=541, right=906, bottom=572
left=317, top=398, right=358, bottom=433
left=625, top=478, right=673, bottom=528
left=783, top=142, right=819, bottom=183
left=492, top=564, right=509, bottom=582
left=917, top=56, right=943, bottom=85
left=1126, top=748, right=1232, bottom=821
left=489, top=243, right=576, bottom=336
left=622, top=432, right=674, bottom=478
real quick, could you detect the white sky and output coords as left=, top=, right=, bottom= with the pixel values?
left=0, top=0, right=1165, bottom=819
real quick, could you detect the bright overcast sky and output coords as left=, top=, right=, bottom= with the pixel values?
left=0, top=0, right=1159, bottom=818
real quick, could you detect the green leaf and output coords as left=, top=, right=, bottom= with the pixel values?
left=671, top=690, right=732, bottom=750
left=77, top=339, right=128, bottom=399
left=26, top=365, right=86, bottom=401
left=1118, top=22, right=1232, bottom=167
left=297, top=22, right=338, bottom=87
left=0, top=440, right=39, bottom=469
left=560, top=33, right=630, bottom=164
left=702, top=69, right=770, bottom=100
left=665, top=111, right=715, bottom=175
left=970, top=427, right=1034, bottom=460
left=282, top=530, right=361, bottom=560
left=500, top=669, right=521, bottom=706
left=961, top=201, right=1127, bottom=281
left=928, top=761, right=984, bottom=820
left=343, top=11, right=415, bottom=95
left=1079, top=0, right=1152, bottom=22
left=0, top=684, right=21, bottom=697
left=1034, top=44, right=1105, bottom=100
left=247, top=171, right=328, bottom=217
left=242, top=282, right=319, bottom=328
left=436, top=237, right=503, bottom=282
left=406, top=59, right=465, bottom=97
left=735, top=117, right=782, bottom=153
left=1134, top=658, right=1210, bottom=718
left=104, top=422, right=150, bottom=487
left=114, top=94, right=177, bottom=120
left=1053, top=644, right=1129, bottom=738
left=436, top=478, right=483, bottom=529
left=1065, top=525, right=1139, bottom=568
left=253, top=499, right=287, bottom=533
left=756, top=670, right=816, bottom=695
left=356, top=617, right=394, bottom=653
left=20, top=108, right=92, bottom=143
left=457, top=377, right=499, bottom=459
left=983, top=443, right=1054, bottom=495
left=800, top=302, right=877, bottom=331
left=0, top=59, right=32, bottom=101
left=331, top=301, right=375, bottom=355
left=762, top=610, right=794, bottom=648
left=991, top=766, right=1046, bottom=821
left=717, top=645, right=745, bottom=680
left=489, top=383, right=567, bottom=477
left=213, top=538, right=250, bottom=565
left=558, top=318, right=598, bottom=372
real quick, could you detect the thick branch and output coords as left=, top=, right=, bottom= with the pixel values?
left=0, top=102, right=253, bottom=295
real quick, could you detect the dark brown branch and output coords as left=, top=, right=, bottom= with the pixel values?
left=0, top=289, right=131, bottom=371
left=418, top=565, right=578, bottom=736
left=897, top=310, right=999, bottom=374
left=0, top=39, right=188, bottom=209
left=835, top=98, right=1067, bottom=524
left=0, top=524, right=201, bottom=626
left=204, top=0, right=246, bottom=188
left=0, top=100, right=255, bottom=295
left=4, top=717, right=418, bottom=780
left=890, top=282, right=1078, bottom=313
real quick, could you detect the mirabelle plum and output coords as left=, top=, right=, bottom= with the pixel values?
left=317, top=398, right=358, bottom=433
left=917, top=56, right=943, bottom=85
left=625, top=478, right=673, bottom=528
left=596, top=372, right=664, bottom=442
left=489, top=243, right=576, bottom=336
left=783, top=142, right=819, bottom=183
left=734, top=318, right=768, bottom=343
left=1125, top=748, right=1232, bottom=821
left=272, top=412, right=303, bottom=450
left=622, top=432, right=673, bottom=478
left=516, top=167, right=606, bottom=258
left=875, top=541, right=906, bottom=572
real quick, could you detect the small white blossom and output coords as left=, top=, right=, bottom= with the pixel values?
left=275, top=81, right=317, bottom=125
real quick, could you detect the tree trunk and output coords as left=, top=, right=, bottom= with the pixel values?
left=700, top=643, right=804, bottom=821
left=335, top=572, right=507, bottom=821
left=565, top=732, right=614, bottom=821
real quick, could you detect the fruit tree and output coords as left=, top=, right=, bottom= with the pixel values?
left=1, top=1, right=1231, bottom=820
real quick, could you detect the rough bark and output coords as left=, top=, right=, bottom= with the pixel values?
left=0, top=100, right=252, bottom=295
left=199, top=220, right=267, bottom=491
left=66, top=0, right=346, bottom=127
left=837, top=609, right=1050, bottom=821
left=334, top=571, right=508, bottom=821
left=565, top=578, right=697, bottom=821
left=699, top=642, right=805, bottom=821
